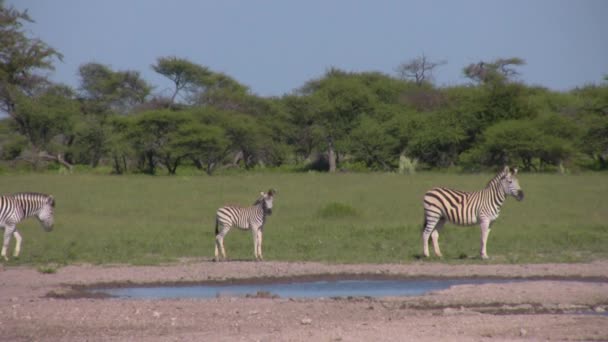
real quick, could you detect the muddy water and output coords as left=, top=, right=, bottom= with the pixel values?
left=92, top=278, right=523, bottom=299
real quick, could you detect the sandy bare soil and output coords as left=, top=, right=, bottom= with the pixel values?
left=1, top=260, right=608, bottom=341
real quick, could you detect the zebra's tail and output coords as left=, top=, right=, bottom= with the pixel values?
left=422, top=215, right=427, bottom=232
left=215, top=217, right=219, bottom=236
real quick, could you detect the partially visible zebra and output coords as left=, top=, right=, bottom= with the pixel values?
left=422, top=166, right=524, bottom=259
left=1, top=192, right=55, bottom=261
left=214, top=189, right=275, bottom=261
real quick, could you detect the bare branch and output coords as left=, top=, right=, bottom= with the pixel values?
left=395, top=54, right=447, bottom=85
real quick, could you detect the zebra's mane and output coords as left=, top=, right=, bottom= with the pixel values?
left=10, top=192, right=55, bottom=207
left=253, top=196, right=264, bottom=206
left=486, top=168, right=509, bottom=188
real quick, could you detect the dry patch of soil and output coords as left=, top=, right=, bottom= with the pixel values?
left=1, top=260, right=607, bottom=341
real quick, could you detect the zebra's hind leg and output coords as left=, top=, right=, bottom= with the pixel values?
left=431, top=218, right=446, bottom=258
left=214, top=226, right=230, bottom=261
left=13, top=230, right=22, bottom=258
left=431, top=230, right=442, bottom=258
left=2, top=225, right=16, bottom=261
left=422, top=214, right=442, bottom=258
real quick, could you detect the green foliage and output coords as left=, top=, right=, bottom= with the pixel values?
left=580, top=115, right=608, bottom=169
left=0, top=1, right=62, bottom=116
left=461, top=113, right=579, bottom=171
left=348, top=115, right=399, bottom=170
left=407, top=111, right=467, bottom=167
left=129, top=110, right=194, bottom=174
left=78, top=62, right=151, bottom=114
left=1, top=5, right=607, bottom=175
left=12, top=85, right=80, bottom=153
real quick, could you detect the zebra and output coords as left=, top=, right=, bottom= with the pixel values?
left=214, top=189, right=275, bottom=261
left=422, top=166, right=524, bottom=259
left=1, top=192, right=55, bottom=261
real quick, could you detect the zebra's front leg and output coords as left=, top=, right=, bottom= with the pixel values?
left=480, top=220, right=491, bottom=260
left=256, top=229, right=264, bottom=261
left=251, top=228, right=262, bottom=261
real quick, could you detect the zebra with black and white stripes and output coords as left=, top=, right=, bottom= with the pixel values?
left=214, top=189, right=275, bottom=261
left=1, top=192, right=55, bottom=261
left=422, top=166, right=524, bottom=259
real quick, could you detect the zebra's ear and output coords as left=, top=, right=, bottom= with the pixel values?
left=503, top=165, right=510, bottom=173
left=260, top=192, right=265, bottom=197
left=47, top=195, right=55, bottom=207
left=268, top=189, right=276, bottom=196
left=511, top=167, right=518, bottom=175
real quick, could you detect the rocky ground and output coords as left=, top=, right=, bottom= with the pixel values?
left=1, top=260, right=607, bottom=341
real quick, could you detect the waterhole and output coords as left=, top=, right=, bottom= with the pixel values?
left=91, top=277, right=523, bottom=299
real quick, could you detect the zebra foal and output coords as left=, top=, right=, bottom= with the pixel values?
left=1, top=192, right=55, bottom=261
left=422, top=166, right=524, bottom=259
left=214, top=189, right=275, bottom=261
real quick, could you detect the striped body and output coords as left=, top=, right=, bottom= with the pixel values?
left=1, top=192, right=55, bottom=260
left=216, top=205, right=267, bottom=233
left=214, top=190, right=275, bottom=261
left=422, top=167, right=523, bottom=259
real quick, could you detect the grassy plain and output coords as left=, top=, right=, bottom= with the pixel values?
left=1, top=172, right=606, bottom=265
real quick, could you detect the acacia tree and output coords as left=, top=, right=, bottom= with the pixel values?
left=300, top=69, right=378, bottom=172
left=78, top=62, right=151, bottom=114
left=151, top=56, right=212, bottom=107
left=395, top=54, right=446, bottom=86
left=0, top=2, right=80, bottom=169
left=463, top=57, right=526, bottom=85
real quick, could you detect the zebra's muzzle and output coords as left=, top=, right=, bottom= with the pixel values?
left=515, top=190, right=524, bottom=201
left=265, top=208, right=273, bottom=216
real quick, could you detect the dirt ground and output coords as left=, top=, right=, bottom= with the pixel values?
left=1, top=260, right=607, bottom=342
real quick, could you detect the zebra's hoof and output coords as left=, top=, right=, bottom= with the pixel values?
left=481, top=255, right=490, bottom=260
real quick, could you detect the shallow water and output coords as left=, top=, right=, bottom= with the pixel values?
left=93, top=278, right=520, bottom=299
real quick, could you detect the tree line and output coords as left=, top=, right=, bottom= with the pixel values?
left=1, top=2, right=607, bottom=175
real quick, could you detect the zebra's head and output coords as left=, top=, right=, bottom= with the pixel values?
left=258, top=189, right=275, bottom=215
left=501, top=166, right=524, bottom=201
left=37, top=195, right=55, bottom=231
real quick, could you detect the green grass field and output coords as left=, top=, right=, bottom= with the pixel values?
left=1, top=172, right=607, bottom=265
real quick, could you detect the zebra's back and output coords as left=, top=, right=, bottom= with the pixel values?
left=423, top=187, right=481, bottom=226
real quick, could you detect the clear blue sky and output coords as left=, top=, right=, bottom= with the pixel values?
left=11, top=0, right=608, bottom=97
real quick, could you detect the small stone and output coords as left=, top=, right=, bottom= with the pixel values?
left=249, top=310, right=259, bottom=315
left=594, top=306, right=606, bottom=313
left=301, top=318, right=312, bottom=325
left=442, top=307, right=458, bottom=315
left=520, top=328, right=527, bottom=337
left=152, top=311, right=161, bottom=318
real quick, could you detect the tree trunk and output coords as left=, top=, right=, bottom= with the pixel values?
left=232, top=150, right=244, bottom=166
left=192, top=158, right=203, bottom=170
left=38, top=151, right=73, bottom=171
left=206, top=162, right=215, bottom=176
left=327, top=138, right=336, bottom=173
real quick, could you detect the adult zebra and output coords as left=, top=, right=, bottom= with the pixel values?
left=422, top=166, right=524, bottom=259
left=1, top=192, right=55, bottom=261
left=214, top=189, right=275, bottom=261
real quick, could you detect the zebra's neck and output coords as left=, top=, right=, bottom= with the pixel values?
left=483, top=174, right=507, bottom=208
